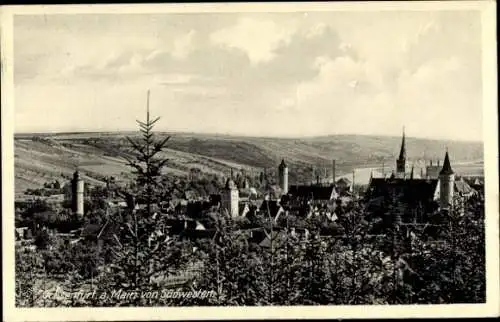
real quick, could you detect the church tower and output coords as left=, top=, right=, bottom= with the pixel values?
left=396, top=128, right=407, bottom=178
left=439, top=150, right=455, bottom=211
left=71, top=170, right=84, bottom=216
left=278, top=159, right=288, bottom=194
left=221, top=176, right=239, bottom=217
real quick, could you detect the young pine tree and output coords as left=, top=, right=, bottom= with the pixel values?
left=101, top=90, right=191, bottom=306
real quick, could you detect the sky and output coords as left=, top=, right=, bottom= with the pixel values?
left=13, top=10, right=484, bottom=141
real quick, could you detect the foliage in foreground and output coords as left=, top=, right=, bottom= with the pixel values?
left=14, top=94, right=486, bottom=306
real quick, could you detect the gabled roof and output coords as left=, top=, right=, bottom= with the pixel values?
left=239, top=188, right=257, bottom=198
left=472, top=178, right=483, bottom=185
left=336, top=177, right=352, bottom=185
left=81, top=222, right=106, bottom=239
left=239, top=202, right=251, bottom=217
left=455, top=180, right=474, bottom=195
left=289, top=184, right=336, bottom=200
left=365, top=178, right=439, bottom=206
left=251, top=199, right=265, bottom=209
left=259, top=200, right=282, bottom=218
left=265, top=185, right=283, bottom=199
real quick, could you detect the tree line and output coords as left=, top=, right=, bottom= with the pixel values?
left=15, top=106, right=485, bottom=307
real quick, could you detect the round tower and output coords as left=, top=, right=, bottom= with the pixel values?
left=278, top=159, right=288, bottom=194
left=221, top=177, right=239, bottom=217
left=71, top=171, right=84, bottom=216
left=439, top=151, right=455, bottom=211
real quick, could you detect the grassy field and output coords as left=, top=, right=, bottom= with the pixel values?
left=14, top=132, right=484, bottom=194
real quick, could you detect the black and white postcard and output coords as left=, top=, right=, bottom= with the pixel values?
left=1, top=1, right=498, bottom=321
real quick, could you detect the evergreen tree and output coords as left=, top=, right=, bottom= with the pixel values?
left=100, top=90, right=191, bottom=306
left=190, top=211, right=267, bottom=305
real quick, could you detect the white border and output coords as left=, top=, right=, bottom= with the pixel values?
left=2, top=2, right=498, bottom=321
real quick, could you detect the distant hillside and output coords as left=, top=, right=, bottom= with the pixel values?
left=14, top=132, right=483, bottom=194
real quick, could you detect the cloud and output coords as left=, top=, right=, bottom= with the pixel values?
left=210, top=17, right=294, bottom=64
left=247, top=23, right=347, bottom=85
left=272, top=48, right=482, bottom=140
left=13, top=12, right=483, bottom=140
left=171, top=30, right=197, bottom=60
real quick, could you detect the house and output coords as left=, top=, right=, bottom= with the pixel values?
left=209, top=194, right=222, bottom=207
left=239, top=202, right=251, bottom=217
left=288, top=184, right=338, bottom=202
left=239, top=187, right=258, bottom=201
left=46, top=194, right=65, bottom=204
left=15, top=227, right=31, bottom=240
left=335, top=177, right=352, bottom=194
left=264, top=185, right=283, bottom=200
left=365, top=129, right=460, bottom=224
left=425, top=164, right=442, bottom=179
left=365, top=177, right=440, bottom=223
left=454, top=178, right=476, bottom=199
left=259, top=199, right=283, bottom=219
left=184, top=190, right=199, bottom=201
left=468, top=177, right=484, bottom=194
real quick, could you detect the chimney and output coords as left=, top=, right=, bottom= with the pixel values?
left=332, top=160, right=336, bottom=184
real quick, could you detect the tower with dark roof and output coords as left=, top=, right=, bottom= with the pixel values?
left=278, top=159, right=289, bottom=194
left=221, top=177, right=239, bottom=217
left=71, top=170, right=84, bottom=216
left=439, top=150, right=455, bottom=211
left=396, top=128, right=407, bottom=178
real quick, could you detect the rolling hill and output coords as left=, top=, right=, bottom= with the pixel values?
left=14, top=132, right=484, bottom=194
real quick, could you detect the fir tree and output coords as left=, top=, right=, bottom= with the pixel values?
left=123, top=90, right=171, bottom=214
left=100, top=90, right=191, bottom=306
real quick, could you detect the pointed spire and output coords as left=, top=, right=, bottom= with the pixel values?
left=279, top=158, right=287, bottom=169
left=225, top=177, right=236, bottom=190
left=398, top=126, right=407, bottom=161
left=225, top=169, right=236, bottom=190
left=439, top=150, right=454, bottom=175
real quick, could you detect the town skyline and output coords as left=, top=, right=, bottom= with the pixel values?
left=5, top=2, right=497, bottom=318
left=14, top=10, right=483, bottom=141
